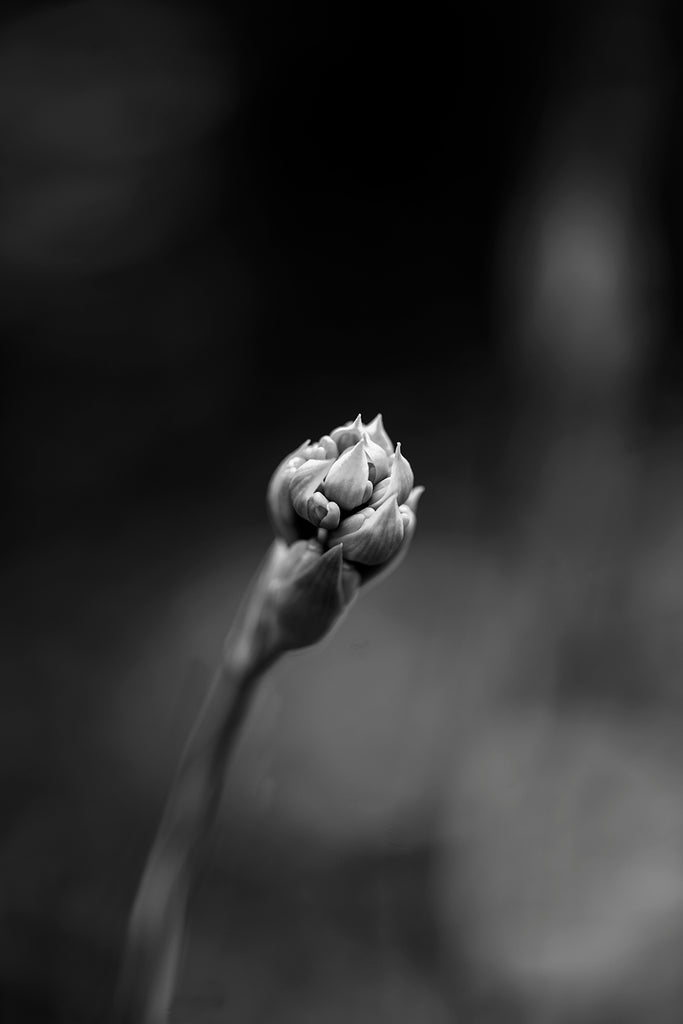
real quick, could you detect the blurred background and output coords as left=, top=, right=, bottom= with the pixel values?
left=3, top=0, right=683, bottom=1020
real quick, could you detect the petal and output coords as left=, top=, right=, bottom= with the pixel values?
left=368, top=442, right=414, bottom=508
left=357, top=487, right=425, bottom=588
left=364, top=413, right=393, bottom=453
left=289, top=458, right=335, bottom=521
left=320, top=501, right=342, bottom=529
left=297, top=439, right=329, bottom=460
left=362, top=432, right=390, bottom=483
left=403, top=485, right=425, bottom=515
left=330, top=506, right=374, bottom=539
left=317, top=434, right=339, bottom=459
left=329, top=496, right=404, bottom=565
left=323, top=440, right=372, bottom=510
left=306, top=492, right=341, bottom=530
left=329, top=413, right=364, bottom=453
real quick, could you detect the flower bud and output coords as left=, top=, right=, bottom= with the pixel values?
left=322, top=440, right=373, bottom=510
left=266, top=414, right=423, bottom=590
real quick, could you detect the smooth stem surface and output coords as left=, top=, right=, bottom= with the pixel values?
left=114, top=552, right=281, bottom=1024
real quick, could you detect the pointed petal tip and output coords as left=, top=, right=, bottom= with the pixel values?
left=365, top=413, right=393, bottom=453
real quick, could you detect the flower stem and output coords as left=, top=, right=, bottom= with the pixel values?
left=113, top=546, right=282, bottom=1023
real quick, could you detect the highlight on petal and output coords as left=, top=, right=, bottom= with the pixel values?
left=362, top=432, right=390, bottom=483
left=364, top=413, right=393, bottom=453
left=322, top=440, right=373, bottom=510
left=368, top=442, right=414, bottom=508
left=328, top=496, right=405, bottom=565
left=289, top=458, right=335, bottom=521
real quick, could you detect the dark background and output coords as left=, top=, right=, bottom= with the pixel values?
left=3, top=1, right=683, bottom=1021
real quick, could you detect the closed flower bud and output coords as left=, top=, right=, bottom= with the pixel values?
left=266, top=414, right=423, bottom=592
left=322, top=440, right=373, bottom=510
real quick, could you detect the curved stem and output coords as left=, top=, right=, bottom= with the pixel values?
left=114, top=547, right=282, bottom=1024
